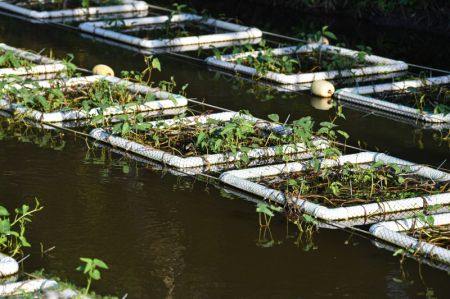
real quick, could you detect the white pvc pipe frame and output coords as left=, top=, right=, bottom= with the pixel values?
left=89, top=111, right=329, bottom=169
left=80, top=32, right=262, bottom=54
left=370, top=213, right=450, bottom=265
left=334, top=75, right=450, bottom=123
left=0, top=279, right=58, bottom=296
left=79, top=14, right=263, bottom=48
left=0, top=43, right=66, bottom=77
left=205, top=43, right=408, bottom=84
left=219, top=152, right=450, bottom=221
left=0, top=253, right=19, bottom=278
left=0, top=0, right=148, bottom=19
left=0, top=75, right=188, bottom=122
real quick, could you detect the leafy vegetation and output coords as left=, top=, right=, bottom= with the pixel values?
left=0, top=198, right=43, bottom=257
left=107, top=109, right=339, bottom=166
left=376, top=83, right=450, bottom=115
left=256, top=162, right=449, bottom=208
left=1, top=78, right=156, bottom=113
left=213, top=29, right=373, bottom=77
left=77, top=257, right=109, bottom=295
left=0, top=50, right=35, bottom=68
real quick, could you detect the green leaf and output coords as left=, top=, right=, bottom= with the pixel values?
left=323, top=31, right=337, bottom=40
left=91, top=269, right=101, bottom=280
left=268, top=114, right=279, bottom=123
left=93, top=259, right=109, bottom=269
left=337, top=130, right=349, bottom=139
left=256, top=202, right=274, bottom=217
left=393, top=248, right=404, bottom=256
left=0, top=219, right=11, bottom=234
left=151, top=58, right=161, bottom=72
left=121, top=122, right=130, bottom=136
left=0, top=206, right=9, bottom=216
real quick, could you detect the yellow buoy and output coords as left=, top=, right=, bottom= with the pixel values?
left=92, top=64, right=114, bottom=76
left=311, top=80, right=335, bottom=97
left=310, top=97, right=334, bottom=111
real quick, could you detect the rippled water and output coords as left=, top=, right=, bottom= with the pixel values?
left=0, top=2, right=449, bottom=298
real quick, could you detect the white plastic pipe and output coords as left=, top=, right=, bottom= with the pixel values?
left=0, top=279, right=58, bottom=296
left=370, top=213, right=450, bottom=265
left=0, top=0, right=148, bottom=19
left=0, top=43, right=66, bottom=77
left=335, top=75, right=450, bottom=123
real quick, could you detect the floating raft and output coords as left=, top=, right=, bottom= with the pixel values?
left=79, top=13, right=263, bottom=49
left=0, top=43, right=66, bottom=77
left=89, top=111, right=328, bottom=169
left=205, top=43, right=408, bottom=84
left=0, top=75, right=188, bottom=123
left=219, top=152, right=450, bottom=221
left=335, top=75, right=450, bottom=123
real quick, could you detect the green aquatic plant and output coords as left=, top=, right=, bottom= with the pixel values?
left=0, top=78, right=156, bottom=114
left=77, top=257, right=109, bottom=295
left=0, top=198, right=43, bottom=257
left=256, top=202, right=282, bottom=227
left=0, top=50, right=35, bottom=68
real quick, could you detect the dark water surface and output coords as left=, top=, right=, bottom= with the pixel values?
left=0, top=2, right=449, bottom=298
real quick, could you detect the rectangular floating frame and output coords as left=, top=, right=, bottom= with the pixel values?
left=0, top=0, right=148, bottom=19
left=219, top=152, right=450, bottom=221
left=0, top=75, right=188, bottom=122
left=334, top=75, right=450, bottom=123
left=0, top=43, right=66, bottom=77
left=89, top=111, right=328, bottom=169
left=78, top=13, right=263, bottom=49
left=205, top=43, right=408, bottom=84
left=370, top=213, right=450, bottom=265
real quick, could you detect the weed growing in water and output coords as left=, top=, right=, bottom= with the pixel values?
left=77, top=257, right=109, bottom=295
left=0, top=198, right=43, bottom=257
left=0, top=50, right=35, bottom=68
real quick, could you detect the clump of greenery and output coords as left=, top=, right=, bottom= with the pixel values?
left=376, top=83, right=450, bottom=115
left=249, top=109, right=449, bottom=212
left=0, top=198, right=43, bottom=257
left=0, top=55, right=188, bottom=126
left=256, top=162, right=449, bottom=209
left=0, top=78, right=156, bottom=113
left=234, top=42, right=373, bottom=76
left=0, top=50, right=35, bottom=68
left=77, top=257, right=109, bottom=295
left=108, top=109, right=339, bottom=166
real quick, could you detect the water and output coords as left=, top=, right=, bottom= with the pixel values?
left=0, top=2, right=449, bottom=298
